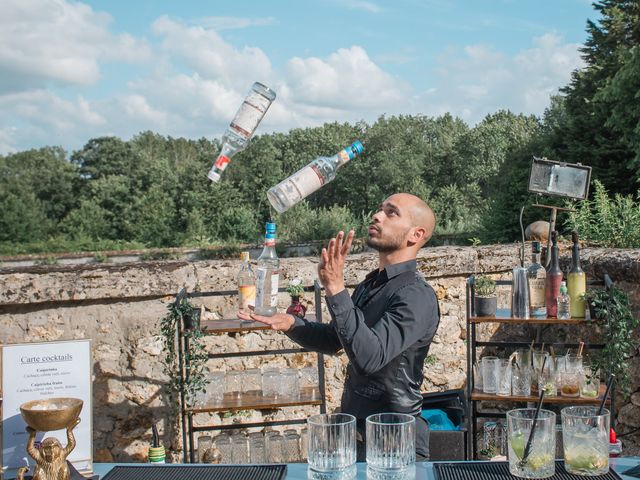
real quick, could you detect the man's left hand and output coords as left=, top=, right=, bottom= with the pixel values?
left=318, top=230, right=354, bottom=296
left=237, top=307, right=295, bottom=332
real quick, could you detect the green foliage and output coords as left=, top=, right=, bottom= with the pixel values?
left=277, top=201, right=365, bottom=243
left=586, top=284, right=639, bottom=398
left=567, top=180, right=640, bottom=247
left=286, top=278, right=305, bottom=298
left=474, top=275, right=496, bottom=297
left=160, top=294, right=209, bottom=410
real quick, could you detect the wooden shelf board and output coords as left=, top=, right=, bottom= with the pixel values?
left=188, top=386, right=322, bottom=413
left=471, top=384, right=609, bottom=405
left=200, top=314, right=317, bottom=334
left=469, top=308, right=590, bottom=324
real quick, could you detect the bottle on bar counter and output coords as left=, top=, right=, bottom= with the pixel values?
left=557, top=281, right=571, bottom=320
left=207, top=82, right=276, bottom=182
left=267, top=141, right=364, bottom=214
left=545, top=231, right=563, bottom=317
left=567, top=231, right=586, bottom=318
left=255, top=222, right=280, bottom=316
left=237, top=251, right=256, bottom=312
left=527, top=240, right=547, bottom=317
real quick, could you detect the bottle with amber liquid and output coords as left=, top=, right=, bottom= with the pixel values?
left=545, top=231, right=563, bottom=317
left=527, top=240, right=547, bottom=317
left=567, top=231, right=586, bottom=318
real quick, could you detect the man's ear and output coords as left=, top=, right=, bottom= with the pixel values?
left=409, top=226, right=427, bottom=245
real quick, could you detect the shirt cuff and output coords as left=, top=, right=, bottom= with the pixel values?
left=326, top=289, right=353, bottom=316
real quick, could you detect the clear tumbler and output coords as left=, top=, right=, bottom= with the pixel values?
left=562, top=406, right=610, bottom=476
left=366, top=413, right=416, bottom=480
left=307, top=413, right=356, bottom=480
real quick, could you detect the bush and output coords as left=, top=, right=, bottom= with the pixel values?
left=277, top=202, right=365, bottom=243
left=567, top=180, right=640, bottom=248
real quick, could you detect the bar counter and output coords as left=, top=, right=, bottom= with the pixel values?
left=93, top=457, right=640, bottom=480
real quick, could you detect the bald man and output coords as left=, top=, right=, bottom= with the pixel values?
left=239, top=193, right=440, bottom=460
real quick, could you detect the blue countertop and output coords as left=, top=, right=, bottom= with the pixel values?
left=93, top=457, right=640, bottom=480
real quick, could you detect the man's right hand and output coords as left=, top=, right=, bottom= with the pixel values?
left=237, top=307, right=295, bottom=332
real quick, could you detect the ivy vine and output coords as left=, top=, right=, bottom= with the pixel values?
left=587, top=284, right=639, bottom=398
left=161, top=290, right=209, bottom=411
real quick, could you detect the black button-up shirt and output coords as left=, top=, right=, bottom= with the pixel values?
left=286, top=259, right=440, bottom=418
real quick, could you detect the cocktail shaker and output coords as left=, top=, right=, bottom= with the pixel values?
left=511, top=267, right=530, bottom=318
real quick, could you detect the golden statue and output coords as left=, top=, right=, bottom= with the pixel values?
left=18, top=398, right=83, bottom=480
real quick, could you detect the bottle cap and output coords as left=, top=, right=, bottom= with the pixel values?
left=531, top=241, right=541, bottom=253
left=207, top=169, right=221, bottom=182
left=265, top=222, right=276, bottom=233
left=351, top=140, right=364, bottom=154
left=240, top=251, right=250, bottom=262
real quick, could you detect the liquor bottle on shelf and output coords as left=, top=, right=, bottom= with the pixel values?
left=255, top=222, right=280, bottom=316
left=567, top=231, right=586, bottom=318
left=527, top=240, right=547, bottom=317
left=267, top=141, right=364, bottom=214
left=545, top=231, right=563, bottom=317
left=237, top=251, right=256, bottom=312
left=207, top=82, right=276, bottom=182
left=557, top=281, right=571, bottom=320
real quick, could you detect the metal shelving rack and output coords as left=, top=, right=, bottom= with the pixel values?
left=177, top=281, right=327, bottom=463
left=465, top=276, right=613, bottom=460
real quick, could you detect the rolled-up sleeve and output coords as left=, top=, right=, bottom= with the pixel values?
left=326, top=283, right=438, bottom=376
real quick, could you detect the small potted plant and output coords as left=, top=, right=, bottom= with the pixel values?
left=286, top=278, right=307, bottom=318
left=474, top=275, right=497, bottom=317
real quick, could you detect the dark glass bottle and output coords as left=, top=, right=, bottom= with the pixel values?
left=545, top=231, right=563, bottom=317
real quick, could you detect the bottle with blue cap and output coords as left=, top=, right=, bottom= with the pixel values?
left=267, top=140, right=364, bottom=213
left=255, top=222, right=280, bottom=316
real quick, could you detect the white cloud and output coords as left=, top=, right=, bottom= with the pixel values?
left=286, top=46, right=409, bottom=111
left=151, top=16, right=273, bottom=88
left=0, top=0, right=151, bottom=93
left=423, top=33, right=585, bottom=123
left=195, top=16, right=276, bottom=30
left=343, top=1, right=383, bottom=13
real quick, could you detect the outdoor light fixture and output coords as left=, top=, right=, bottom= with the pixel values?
left=527, top=157, right=592, bottom=267
left=528, top=157, right=592, bottom=201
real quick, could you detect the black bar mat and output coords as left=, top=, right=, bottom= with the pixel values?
left=102, top=465, right=287, bottom=480
left=434, top=460, right=623, bottom=480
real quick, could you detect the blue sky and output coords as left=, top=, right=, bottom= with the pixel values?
left=0, top=0, right=596, bottom=154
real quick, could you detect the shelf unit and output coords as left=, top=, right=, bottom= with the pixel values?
left=176, top=281, right=327, bottom=463
left=465, top=277, right=613, bottom=460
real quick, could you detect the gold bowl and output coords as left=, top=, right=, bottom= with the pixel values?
left=20, top=398, right=83, bottom=432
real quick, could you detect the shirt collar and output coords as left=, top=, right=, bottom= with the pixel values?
left=363, top=259, right=417, bottom=284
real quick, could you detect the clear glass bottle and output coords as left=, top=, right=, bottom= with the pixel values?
left=207, top=82, right=276, bottom=182
left=527, top=240, right=547, bottom=317
left=567, top=231, right=586, bottom=318
left=267, top=141, right=364, bottom=214
left=545, top=231, right=563, bottom=317
left=255, top=222, right=280, bottom=316
left=237, top=251, right=256, bottom=311
left=557, top=281, right=571, bottom=320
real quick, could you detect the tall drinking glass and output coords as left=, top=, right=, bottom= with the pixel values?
left=562, top=406, right=610, bottom=476
left=366, top=413, right=416, bottom=480
left=507, top=408, right=556, bottom=478
left=481, top=356, right=500, bottom=394
left=497, top=359, right=512, bottom=396
left=307, top=413, right=356, bottom=480
left=512, top=364, right=531, bottom=397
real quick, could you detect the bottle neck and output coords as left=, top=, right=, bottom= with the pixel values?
left=571, top=244, right=582, bottom=272
left=531, top=252, right=541, bottom=265
left=549, top=245, right=561, bottom=273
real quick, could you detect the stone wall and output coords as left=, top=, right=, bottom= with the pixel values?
left=1, top=244, right=639, bottom=460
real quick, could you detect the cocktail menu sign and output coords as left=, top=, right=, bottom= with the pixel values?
left=1, top=339, right=92, bottom=476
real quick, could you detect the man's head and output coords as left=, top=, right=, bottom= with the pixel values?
left=366, top=193, right=436, bottom=254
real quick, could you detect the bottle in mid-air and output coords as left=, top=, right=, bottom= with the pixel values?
left=207, top=82, right=276, bottom=182
left=267, top=141, right=364, bottom=214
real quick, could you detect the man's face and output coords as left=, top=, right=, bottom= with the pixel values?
left=366, top=196, right=414, bottom=252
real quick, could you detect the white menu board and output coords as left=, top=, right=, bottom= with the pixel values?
left=1, top=340, right=92, bottom=477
